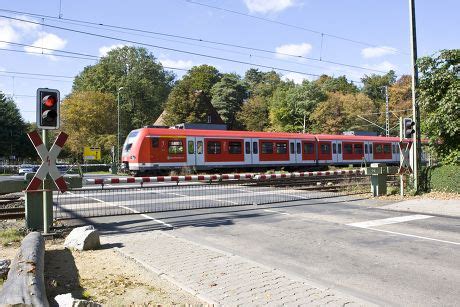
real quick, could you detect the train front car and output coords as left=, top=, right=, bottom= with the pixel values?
left=121, top=129, right=146, bottom=175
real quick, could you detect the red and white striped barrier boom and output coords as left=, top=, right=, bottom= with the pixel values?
left=26, top=131, right=69, bottom=193
left=85, top=169, right=362, bottom=185
left=84, top=173, right=255, bottom=185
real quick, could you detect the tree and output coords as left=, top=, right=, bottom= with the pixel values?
left=237, top=96, right=270, bottom=131
left=361, top=71, right=396, bottom=102
left=388, top=75, right=413, bottom=132
left=163, top=65, right=221, bottom=125
left=314, top=75, right=359, bottom=94
left=310, top=92, right=375, bottom=134
left=269, top=81, right=326, bottom=132
left=0, top=92, right=34, bottom=161
left=72, top=46, right=174, bottom=140
left=418, top=49, right=460, bottom=164
left=61, top=91, right=117, bottom=160
left=211, top=73, right=248, bottom=130
left=244, top=69, right=282, bottom=98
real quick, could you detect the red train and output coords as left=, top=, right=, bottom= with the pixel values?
left=121, top=127, right=409, bottom=175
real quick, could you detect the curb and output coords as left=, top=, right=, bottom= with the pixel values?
left=0, top=232, right=49, bottom=307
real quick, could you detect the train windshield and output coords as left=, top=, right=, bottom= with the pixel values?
left=123, top=130, right=139, bottom=153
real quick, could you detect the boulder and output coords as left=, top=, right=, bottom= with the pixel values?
left=0, top=259, right=10, bottom=279
left=64, top=226, right=100, bottom=251
left=55, top=293, right=101, bottom=307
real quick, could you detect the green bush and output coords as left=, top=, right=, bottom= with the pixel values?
left=427, top=164, right=460, bottom=193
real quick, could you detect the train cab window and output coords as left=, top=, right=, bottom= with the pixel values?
left=333, top=143, right=337, bottom=154
left=228, top=141, right=242, bottom=154
left=320, top=144, right=330, bottom=154
left=297, top=143, right=301, bottom=154
left=365, top=144, right=368, bottom=154
left=303, top=143, right=314, bottom=154
left=261, top=142, right=273, bottom=154
left=290, top=143, right=294, bottom=154
left=375, top=144, right=383, bottom=153
left=168, top=140, right=184, bottom=154
left=197, top=141, right=203, bottom=154
left=124, top=143, right=132, bottom=152
left=245, top=142, right=251, bottom=154
left=354, top=144, right=363, bottom=154
left=384, top=144, right=391, bottom=153
left=207, top=141, right=221, bottom=154
left=276, top=143, right=288, bottom=154
left=151, top=137, right=159, bottom=148
left=344, top=144, right=353, bottom=154
left=188, top=141, right=194, bottom=154
left=338, top=143, right=342, bottom=154
left=253, top=142, right=258, bottom=154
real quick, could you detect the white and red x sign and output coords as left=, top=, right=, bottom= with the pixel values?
left=399, top=141, right=413, bottom=174
left=26, top=131, right=68, bottom=193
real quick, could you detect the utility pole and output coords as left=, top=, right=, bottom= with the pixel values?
left=409, top=0, right=422, bottom=192
left=385, top=86, right=389, bottom=137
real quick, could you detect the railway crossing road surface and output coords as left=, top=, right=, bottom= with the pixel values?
left=65, top=194, right=460, bottom=306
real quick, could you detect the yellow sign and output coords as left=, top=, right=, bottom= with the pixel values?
left=83, top=146, right=101, bottom=160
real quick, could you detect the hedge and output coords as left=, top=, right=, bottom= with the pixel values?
left=427, top=164, right=460, bottom=193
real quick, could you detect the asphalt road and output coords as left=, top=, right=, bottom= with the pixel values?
left=58, top=182, right=460, bottom=307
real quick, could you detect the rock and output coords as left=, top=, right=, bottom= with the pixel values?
left=0, top=259, right=10, bottom=279
left=64, top=226, right=100, bottom=251
left=55, top=293, right=102, bottom=307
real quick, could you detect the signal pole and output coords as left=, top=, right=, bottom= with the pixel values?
left=409, top=0, right=422, bottom=192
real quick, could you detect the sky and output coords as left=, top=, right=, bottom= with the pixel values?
left=0, top=0, right=458, bottom=123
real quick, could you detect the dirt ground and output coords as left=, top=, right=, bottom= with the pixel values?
left=1, top=229, right=204, bottom=306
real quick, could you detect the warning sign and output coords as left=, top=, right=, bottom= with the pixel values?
left=83, top=146, right=101, bottom=160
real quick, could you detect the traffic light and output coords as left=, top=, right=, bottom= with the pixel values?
left=36, top=88, right=60, bottom=129
left=403, top=117, right=415, bottom=139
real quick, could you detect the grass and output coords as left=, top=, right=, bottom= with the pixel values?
left=0, top=228, right=24, bottom=246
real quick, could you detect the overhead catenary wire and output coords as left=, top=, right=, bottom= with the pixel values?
left=0, top=8, right=395, bottom=75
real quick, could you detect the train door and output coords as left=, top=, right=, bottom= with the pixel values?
left=244, top=139, right=252, bottom=165
left=295, top=140, right=301, bottom=164
left=364, top=141, right=373, bottom=163
left=195, top=137, right=205, bottom=168
left=186, top=137, right=196, bottom=168
left=335, top=141, right=343, bottom=164
left=251, top=138, right=259, bottom=165
left=289, top=141, right=297, bottom=164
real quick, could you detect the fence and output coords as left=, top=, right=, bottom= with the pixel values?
left=53, top=169, right=370, bottom=220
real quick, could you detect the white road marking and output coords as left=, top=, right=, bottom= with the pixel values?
left=359, top=227, right=460, bottom=246
left=65, top=191, right=173, bottom=228
left=164, top=192, right=189, bottom=197
left=263, top=209, right=291, bottom=216
left=214, top=199, right=239, bottom=205
left=347, top=214, right=433, bottom=228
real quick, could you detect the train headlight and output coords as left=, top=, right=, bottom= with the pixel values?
left=130, top=155, right=136, bottom=160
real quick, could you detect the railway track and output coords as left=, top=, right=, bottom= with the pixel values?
left=0, top=207, right=25, bottom=220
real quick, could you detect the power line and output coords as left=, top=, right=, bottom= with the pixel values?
left=182, top=0, right=408, bottom=55
left=0, top=70, right=74, bottom=79
left=0, top=73, right=73, bottom=83
left=0, top=46, right=97, bottom=61
left=0, top=8, right=394, bottom=74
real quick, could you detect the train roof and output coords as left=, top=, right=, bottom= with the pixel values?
left=140, top=127, right=401, bottom=142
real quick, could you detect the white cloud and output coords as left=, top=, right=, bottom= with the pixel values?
left=98, top=44, right=127, bottom=57
left=364, top=61, right=397, bottom=72
left=159, top=59, right=194, bottom=70
left=0, top=25, right=20, bottom=48
left=275, top=42, right=312, bottom=60
left=281, top=72, right=310, bottom=84
left=0, top=15, right=41, bottom=48
left=244, top=0, right=297, bottom=14
left=24, top=32, right=67, bottom=59
left=361, top=46, right=397, bottom=58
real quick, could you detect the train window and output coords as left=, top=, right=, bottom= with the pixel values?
left=124, top=143, right=132, bottom=152
left=207, top=141, right=221, bottom=154
left=151, top=137, right=159, bottom=148
left=338, top=143, right=342, bottom=154
left=245, top=142, right=251, bottom=154
left=364, top=144, right=368, bottom=154
left=392, top=144, right=396, bottom=154
left=354, top=144, right=363, bottom=154
left=303, top=143, right=314, bottom=154
left=320, top=144, right=330, bottom=154
left=333, top=143, right=337, bottom=154
left=396, top=145, right=400, bottom=153
left=344, top=144, right=353, bottom=154
left=290, top=143, right=294, bottom=154
left=297, top=143, right=301, bottom=154
left=375, top=144, right=383, bottom=153
left=261, top=142, right=273, bottom=154
left=276, top=143, right=288, bottom=154
left=253, top=142, right=258, bottom=154
left=384, top=144, right=391, bottom=153
left=168, top=140, right=184, bottom=154
left=369, top=144, right=372, bottom=154
left=188, top=141, right=194, bottom=154
left=228, top=141, right=242, bottom=154
left=197, top=141, right=203, bottom=154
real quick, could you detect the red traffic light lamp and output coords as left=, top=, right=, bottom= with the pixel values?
left=403, top=117, right=415, bottom=139
left=37, top=88, right=60, bottom=129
